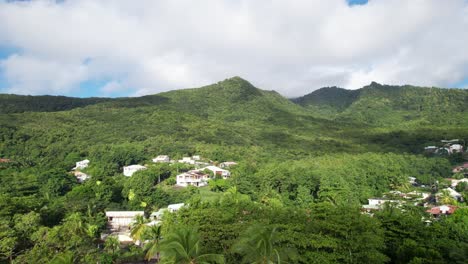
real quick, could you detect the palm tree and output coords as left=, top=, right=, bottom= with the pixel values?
left=130, top=214, right=149, bottom=244
left=143, top=224, right=162, bottom=261
left=159, top=227, right=224, bottom=264
left=232, top=224, right=295, bottom=264
left=438, top=189, right=456, bottom=205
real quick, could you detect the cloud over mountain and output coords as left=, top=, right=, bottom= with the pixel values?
left=0, top=0, right=467, bottom=97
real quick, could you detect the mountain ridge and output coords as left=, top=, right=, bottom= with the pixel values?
left=1, top=77, right=467, bottom=129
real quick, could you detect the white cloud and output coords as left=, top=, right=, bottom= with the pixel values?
left=0, top=0, right=467, bottom=97
left=0, top=54, right=88, bottom=95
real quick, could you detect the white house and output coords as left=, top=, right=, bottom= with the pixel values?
left=203, top=166, right=231, bottom=179
left=449, top=144, right=463, bottom=153
left=362, top=198, right=401, bottom=212
left=408, top=177, right=417, bottom=185
left=450, top=178, right=468, bottom=188
left=168, top=203, right=185, bottom=212
left=407, top=191, right=431, bottom=200
left=74, top=171, right=90, bottom=183
left=192, top=155, right=201, bottom=161
left=105, top=211, right=144, bottom=231
left=426, top=205, right=457, bottom=217
left=74, top=159, right=90, bottom=170
left=220, top=161, right=238, bottom=168
left=153, top=155, right=170, bottom=163
left=176, top=170, right=210, bottom=187
left=123, top=165, right=147, bottom=177
left=424, top=146, right=437, bottom=152
left=179, top=157, right=196, bottom=165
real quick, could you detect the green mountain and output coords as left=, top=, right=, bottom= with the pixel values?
left=0, top=77, right=467, bottom=169
left=295, top=82, right=468, bottom=127
left=0, top=77, right=353, bottom=168
left=0, top=94, right=113, bottom=114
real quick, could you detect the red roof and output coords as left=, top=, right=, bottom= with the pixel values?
left=426, top=205, right=457, bottom=215
left=0, top=158, right=11, bottom=163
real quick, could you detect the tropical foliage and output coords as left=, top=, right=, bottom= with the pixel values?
left=0, top=77, right=467, bottom=263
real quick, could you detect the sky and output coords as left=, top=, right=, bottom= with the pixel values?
left=0, top=0, right=467, bottom=98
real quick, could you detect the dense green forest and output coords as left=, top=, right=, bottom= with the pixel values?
left=0, top=77, right=467, bottom=263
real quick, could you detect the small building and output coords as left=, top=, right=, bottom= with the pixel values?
left=0, top=158, right=11, bottom=163
left=451, top=178, right=468, bottom=188
left=167, top=203, right=185, bottom=212
left=152, top=155, right=170, bottom=163
left=449, top=144, right=463, bottom=153
left=192, top=155, right=201, bottom=161
left=408, top=177, right=417, bottom=185
left=105, top=211, right=144, bottom=231
left=203, top=166, right=231, bottom=179
left=123, top=165, right=147, bottom=177
left=362, top=198, right=401, bottom=213
left=426, top=205, right=457, bottom=217
left=220, top=161, right=238, bottom=168
left=179, top=157, right=196, bottom=165
left=176, top=170, right=210, bottom=187
left=406, top=191, right=431, bottom=200
left=74, top=171, right=90, bottom=183
left=74, top=159, right=90, bottom=170
left=150, top=209, right=167, bottom=221
left=424, top=146, right=438, bottom=153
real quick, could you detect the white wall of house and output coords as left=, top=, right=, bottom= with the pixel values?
left=74, top=171, right=90, bottom=183
left=179, top=157, right=195, bottom=164
left=176, top=171, right=209, bottom=187
left=153, top=155, right=170, bottom=163
left=450, top=144, right=463, bottom=153
left=203, top=166, right=231, bottom=179
left=106, top=211, right=144, bottom=230
left=75, top=159, right=90, bottom=169
left=451, top=178, right=468, bottom=187
left=123, top=165, right=147, bottom=177
left=168, top=203, right=185, bottom=212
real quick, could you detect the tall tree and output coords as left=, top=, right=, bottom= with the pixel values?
left=232, top=224, right=294, bottom=264
left=143, top=224, right=162, bottom=261
left=130, top=215, right=149, bottom=244
left=159, top=227, right=224, bottom=264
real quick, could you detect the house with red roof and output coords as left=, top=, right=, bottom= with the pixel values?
left=426, top=205, right=457, bottom=217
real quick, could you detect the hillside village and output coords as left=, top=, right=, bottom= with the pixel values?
left=69, top=154, right=239, bottom=244
left=361, top=140, right=468, bottom=220
left=64, top=140, right=468, bottom=248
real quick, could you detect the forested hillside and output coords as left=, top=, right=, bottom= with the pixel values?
left=0, top=77, right=467, bottom=263
left=295, top=82, right=468, bottom=127
left=0, top=94, right=114, bottom=114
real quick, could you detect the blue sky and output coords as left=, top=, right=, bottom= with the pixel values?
left=348, top=0, right=368, bottom=6
left=0, top=0, right=467, bottom=97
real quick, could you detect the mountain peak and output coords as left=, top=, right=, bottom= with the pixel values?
left=293, top=86, right=360, bottom=111
left=217, top=76, right=255, bottom=88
